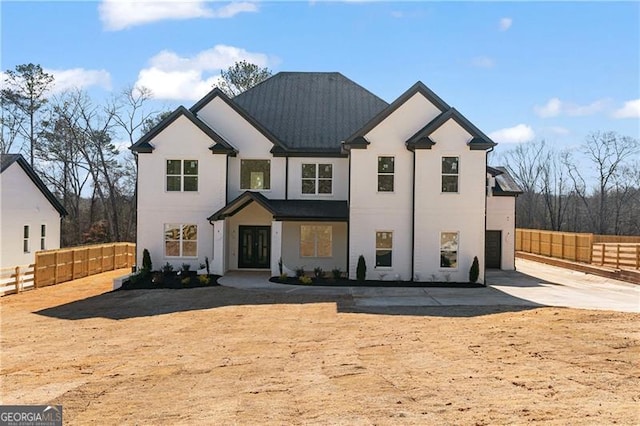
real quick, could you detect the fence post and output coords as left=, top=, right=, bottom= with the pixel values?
left=600, top=244, right=605, bottom=265
left=575, top=234, right=579, bottom=262
left=616, top=244, right=620, bottom=268
left=14, top=266, right=21, bottom=294
left=53, top=251, right=59, bottom=285
left=636, top=245, right=639, bottom=270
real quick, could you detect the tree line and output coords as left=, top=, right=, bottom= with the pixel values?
left=497, top=132, right=640, bottom=236
left=1, top=62, right=271, bottom=247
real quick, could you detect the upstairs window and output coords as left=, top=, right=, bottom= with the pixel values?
left=241, top=160, right=271, bottom=190
left=23, top=225, right=29, bottom=253
left=167, top=160, right=198, bottom=192
left=302, top=163, right=332, bottom=195
left=376, top=231, right=393, bottom=267
left=300, top=225, right=332, bottom=257
left=378, top=156, right=394, bottom=192
left=442, top=157, right=459, bottom=193
left=164, top=224, right=198, bottom=257
left=41, top=225, right=46, bottom=250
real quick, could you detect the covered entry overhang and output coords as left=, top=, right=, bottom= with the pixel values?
left=208, top=191, right=349, bottom=275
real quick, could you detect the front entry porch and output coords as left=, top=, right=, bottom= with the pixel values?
left=208, top=191, right=349, bottom=276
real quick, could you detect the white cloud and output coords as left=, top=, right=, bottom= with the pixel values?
left=46, top=68, right=112, bottom=93
left=135, top=45, right=271, bottom=101
left=499, top=17, right=512, bottom=31
left=612, top=98, right=640, bottom=119
left=99, top=0, right=258, bottom=31
left=471, top=56, right=494, bottom=68
left=489, top=124, right=535, bottom=144
left=534, top=97, right=609, bottom=118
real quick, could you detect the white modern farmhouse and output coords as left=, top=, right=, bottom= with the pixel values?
left=0, top=154, right=67, bottom=269
left=132, top=72, right=521, bottom=283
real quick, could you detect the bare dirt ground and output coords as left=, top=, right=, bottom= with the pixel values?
left=1, top=269, right=639, bottom=425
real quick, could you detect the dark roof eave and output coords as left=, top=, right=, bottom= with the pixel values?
left=345, top=81, right=450, bottom=144
left=273, top=216, right=349, bottom=222
left=1, top=154, right=68, bottom=217
left=209, top=144, right=238, bottom=156
left=130, top=105, right=236, bottom=153
left=190, top=87, right=287, bottom=151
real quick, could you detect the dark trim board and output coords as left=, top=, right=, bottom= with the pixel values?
left=0, top=154, right=68, bottom=217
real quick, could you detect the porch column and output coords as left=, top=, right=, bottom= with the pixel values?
left=271, top=220, right=283, bottom=276
left=212, top=220, right=226, bottom=275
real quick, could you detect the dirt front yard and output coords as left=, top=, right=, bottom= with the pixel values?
left=1, top=270, right=638, bottom=425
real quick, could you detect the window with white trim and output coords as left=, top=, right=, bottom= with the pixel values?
left=41, top=224, right=46, bottom=250
left=166, top=160, right=198, bottom=192
left=300, top=225, right=332, bottom=257
left=23, top=225, right=29, bottom=253
left=241, top=160, right=271, bottom=190
left=442, top=157, right=459, bottom=193
left=164, top=224, right=198, bottom=257
left=302, top=163, right=332, bottom=194
left=378, top=156, right=394, bottom=192
left=440, top=232, right=458, bottom=268
left=376, top=231, right=393, bottom=267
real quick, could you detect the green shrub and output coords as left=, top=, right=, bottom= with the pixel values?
left=279, top=273, right=288, bottom=282
left=181, top=263, right=191, bottom=273
left=331, top=268, right=342, bottom=280
left=469, top=256, right=480, bottom=283
left=151, top=271, right=164, bottom=285
left=313, top=267, right=324, bottom=278
left=295, top=267, right=305, bottom=278
left=181, top=277, right=191, bottom=285
left=278, top=257, right=283, bottom=275
left=161, top=262, right=174, bottom=275
left=356, top=255, right=366, bottom=281
left=299, top=276, right=312, bottom=285
left=198, top=275, right=211, bottom=285
left=205, top=257, right=210, bottom=275
left=142, top=249, right=152, bottom=272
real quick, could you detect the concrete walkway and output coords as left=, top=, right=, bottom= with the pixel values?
left=218, top=259, right=640, bottom=313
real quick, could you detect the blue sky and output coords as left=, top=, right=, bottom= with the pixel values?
left=2, top=1, right=639, bottom=159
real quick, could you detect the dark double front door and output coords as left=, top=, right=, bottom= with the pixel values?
left=238, top=226, right=271, bottom=269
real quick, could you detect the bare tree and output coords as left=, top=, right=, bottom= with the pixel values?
left=539, top=149, right=571, bottom=231
left=501, top=141, right=546, bottom=228
left=566, top=131, right=639, bottom=234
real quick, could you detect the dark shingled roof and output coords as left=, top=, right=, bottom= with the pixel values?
left=1, top=154, right=68, bottom=216
left=232, top=72, right=389, bottom=152
left=208, top=191, right=348, bottom=221
left=487, top=166, right=523, bottom=196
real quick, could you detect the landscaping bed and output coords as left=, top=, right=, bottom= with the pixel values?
left=120, top=270, right=220, bottom=290
left=270, top=276, right=484, bottom=288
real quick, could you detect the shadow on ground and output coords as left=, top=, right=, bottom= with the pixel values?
left=486, top=268, right=564, bottom=287
left=35, top=282, right=544, bottom=320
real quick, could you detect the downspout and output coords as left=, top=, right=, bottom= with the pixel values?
left=285, top=156, right=289, bottom=200
left=411, top=149, right=415, bottom=281
left=345, top=143, right=351, bottom=278
left=484, top=146, right=495, bottom=284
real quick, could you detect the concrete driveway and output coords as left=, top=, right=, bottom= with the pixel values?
left=219, top=259, right=640, bottom=313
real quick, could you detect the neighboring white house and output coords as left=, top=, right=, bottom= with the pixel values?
left=132, top=72, right=522, bottom=283
left=0, top=154, right=67, bottom=269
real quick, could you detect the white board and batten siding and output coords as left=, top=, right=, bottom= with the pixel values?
left=136, top=114, right=227, bottom=270
left=349, top=92, right=442, bottom=281
left=0, top=162, right=61, bottom=269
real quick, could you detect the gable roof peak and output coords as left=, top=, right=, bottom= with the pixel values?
left=0, top=153, right=68, bottom=216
